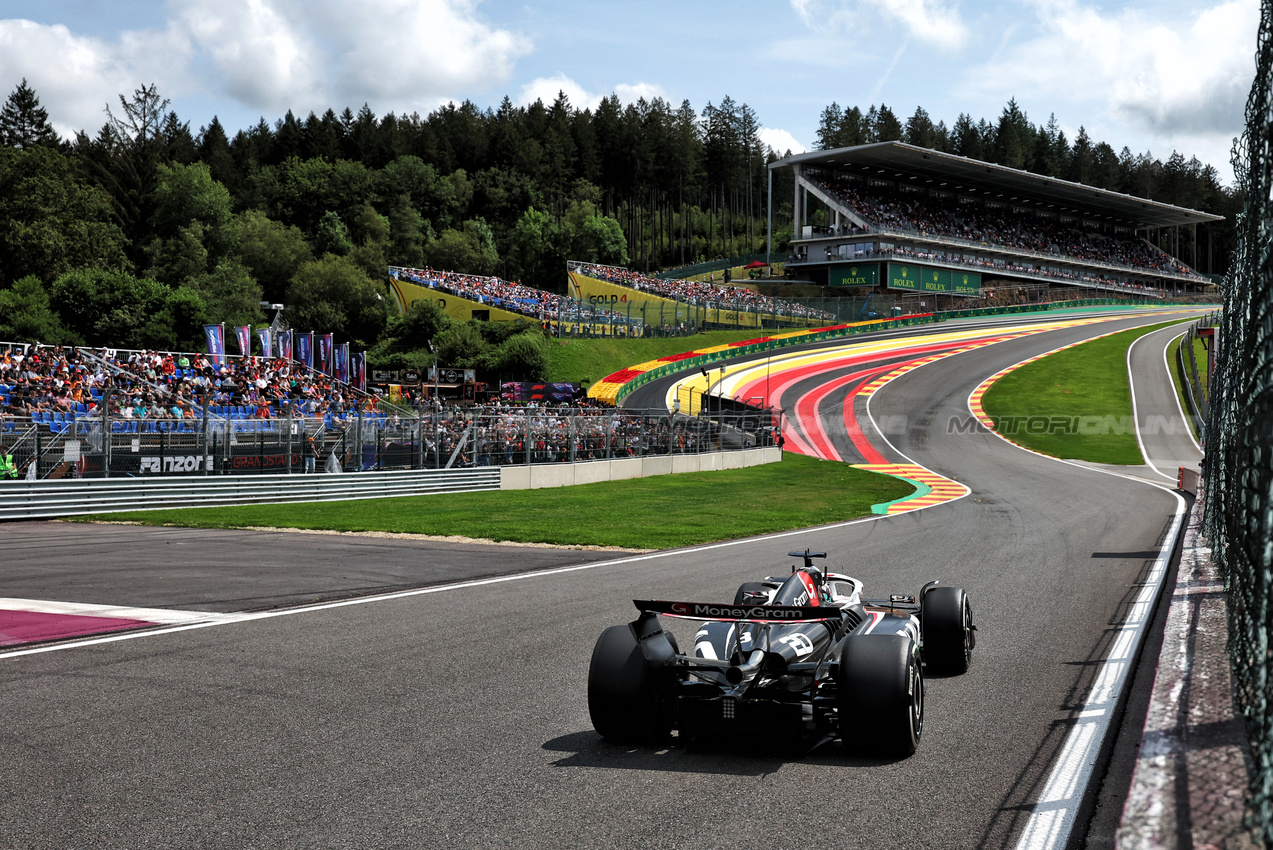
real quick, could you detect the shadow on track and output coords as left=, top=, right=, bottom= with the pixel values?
left=542, top=731, right=912, bottom=776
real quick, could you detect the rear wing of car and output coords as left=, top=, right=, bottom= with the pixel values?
left=634, top=599, right=842, bottom=624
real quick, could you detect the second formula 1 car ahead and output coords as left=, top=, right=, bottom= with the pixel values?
left=588, top=550, right=975, bottom=757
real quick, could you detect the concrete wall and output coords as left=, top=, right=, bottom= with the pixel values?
left=500, top=447, right=781, bottom=490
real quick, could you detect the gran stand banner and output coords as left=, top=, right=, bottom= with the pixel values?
left=388, top=276, right=536, bottom=323
left=887, top=262, right=981, bottom=295
left=567, top=271, right=823, bottom=330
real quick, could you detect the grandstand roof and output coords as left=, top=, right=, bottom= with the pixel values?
left=772, top=142, right=1223, bottom=229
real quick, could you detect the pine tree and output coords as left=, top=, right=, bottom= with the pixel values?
left=0, top=78, right=60, bottom=150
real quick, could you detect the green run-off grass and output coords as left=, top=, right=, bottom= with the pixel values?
left=980, top=321, right=1184, bottom=464
left=83, top=453, right=914, bottom=550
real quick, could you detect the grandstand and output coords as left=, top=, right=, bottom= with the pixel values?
left=768, top=141, right=1222, bottom=300
left=566, top=262, right=835, bottom=331
left=0, top=341, right=773, bottom=479
left=388, top=266, right=645, bottom=337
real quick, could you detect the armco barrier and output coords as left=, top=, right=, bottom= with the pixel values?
left=500, top=447, right=781, bottom=489
left=0, top=467, right=502, bottom=521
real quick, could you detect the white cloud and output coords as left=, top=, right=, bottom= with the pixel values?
left=517, top=73, right=595, bottom=109
left=0, top=19, right=138, bottom=138
left=517, top=74, right=669, bottom=110
left=0, top=0, right=532, bottom=136
left=614, top=82, right=670, bottom=105
left=759, top=127, right=807, bottom=155
left=174, top=0, right=319, bottom=109
left=789, top=0, right=968, bottom=51
left=863, top=0, right=968, bottom=50
left=326, top=0, right=529, bottom=105
left=967, top=0, right=1257, bottom=162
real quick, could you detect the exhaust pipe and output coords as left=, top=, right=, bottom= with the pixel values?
left=725, top=649, right=766, bottom=685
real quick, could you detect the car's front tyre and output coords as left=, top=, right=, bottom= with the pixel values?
left=922, top=586, right=974, bottom=675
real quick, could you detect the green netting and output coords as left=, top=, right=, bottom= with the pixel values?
left=1202, top=2, right=1273, bottom=841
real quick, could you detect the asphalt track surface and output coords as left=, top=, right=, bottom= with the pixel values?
left=0, top=307, right=1204, bottom=849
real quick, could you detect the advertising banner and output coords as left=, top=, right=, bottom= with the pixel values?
left=352, top=351, right=366, bottom=390
left=319, top=334, right=333, bottom=375
left=335, top=343, right=349, bottom=383
left=204, top=324, right=226, bottom=367
left=952, top=271, right=982, bottom=295
left=828, top=263, right=879, bottom=287
left=256, top=327, right=272, bottom=358
left=887, top=263, right=922, bottom=292
left=234, top=325, right=251, bottom=357
left=297, top=332, right=313, bottom=369
left=887, top=263, right=981, bottom=296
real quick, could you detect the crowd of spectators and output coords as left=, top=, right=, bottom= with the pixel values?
left=414, top=402, right=741, bottom=467
left=805, top=170, right=1203, bottom=285
left=390, top=267, right=641, bottom=332
left=0, top=337, right=780, bottom=477
left=0, top=343, right=370, bottom=431
left=572, top=263, right=836, bottom=321
left=883, top=244, right=1169, bottom=297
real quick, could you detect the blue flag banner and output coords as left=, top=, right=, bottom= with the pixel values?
left=352, top=351, right=366, bottom=391
left=279, top=329, right=293, bottom=361
left=319, top=334, right=333, bottom=375
left=256, top=327, right=272, bottom=358
left=297, top=332, right=312, bottom=369
left=234, top=325, right=251, bottom=357
left=204, top=324, right=226, bottom=367
left=336, top=343, right=350, bottom=383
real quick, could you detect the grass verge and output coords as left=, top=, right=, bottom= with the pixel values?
left=547, top=329, right=776, bottom=386
left=980, top=321, right=1186, bottom=464
left=78, top=453, right=915, bottom=550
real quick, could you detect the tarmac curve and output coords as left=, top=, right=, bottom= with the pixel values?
left=0, top=307, right=1205, bottom=849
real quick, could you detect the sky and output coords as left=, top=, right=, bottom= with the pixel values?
left=0, top=0, right=1259, bottom=187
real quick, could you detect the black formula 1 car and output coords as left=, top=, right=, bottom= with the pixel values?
left=588, top=550, right=975, bottom=757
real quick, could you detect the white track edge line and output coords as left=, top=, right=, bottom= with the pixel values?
left=0, top=512, right=885, bottom=660
left=962, top=324, right=1192, bottom=850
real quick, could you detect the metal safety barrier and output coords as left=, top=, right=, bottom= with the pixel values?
left=0, top=467, right=502, bottom=521
left=1201, top=4, right=1273, bottom=841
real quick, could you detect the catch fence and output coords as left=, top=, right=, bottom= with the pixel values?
left=0, top=405, right=779, bottom=480
left=1201, top=2, right=1273, bottom=841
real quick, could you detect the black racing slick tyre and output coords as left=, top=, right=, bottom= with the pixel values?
left=733, top=581, right=773, bottom=606
left=837, top=634, right=923, bottom=758
left=587, top=625, right=670, bottom=744
left=922, top=586, right=974, bottom=675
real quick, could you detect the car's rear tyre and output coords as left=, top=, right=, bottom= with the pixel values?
left=733, top=581, right=773, bottom=605
left=922, top=586, right=974, bottom=675
left=837, top=634, right=923, bottom=757
left=588, top=624, right=670, bottom=744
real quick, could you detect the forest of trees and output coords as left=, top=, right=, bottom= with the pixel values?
left=0, top=79, right=1242, bottom=370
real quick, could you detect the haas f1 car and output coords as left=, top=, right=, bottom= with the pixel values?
left=588, top=550, right=975, bottom=757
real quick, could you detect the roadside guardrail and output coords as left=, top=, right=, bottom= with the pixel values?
left=0, top=467, right=502, bottom=521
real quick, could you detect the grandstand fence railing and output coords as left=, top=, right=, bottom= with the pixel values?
left=0, top=406, right=779, bottom=480
left=1200, top=2, right=1273, bottom=841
